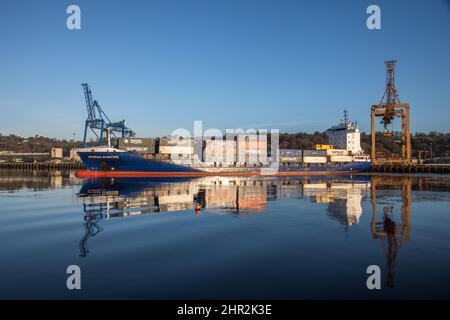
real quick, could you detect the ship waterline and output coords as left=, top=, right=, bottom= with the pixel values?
left=75, top=169, right=367, bottom=178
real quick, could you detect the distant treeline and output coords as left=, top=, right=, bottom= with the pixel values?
left=280, top=131, right=450, bottom=158
left=0, top=134, right=83, bottom=156
left=1, top=132, right=449, bottom=158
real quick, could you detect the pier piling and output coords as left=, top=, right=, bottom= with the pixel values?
left=0, top=161, right=85, bottom=171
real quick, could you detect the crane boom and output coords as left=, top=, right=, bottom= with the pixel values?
left=81, top=83, right=135, bottom=147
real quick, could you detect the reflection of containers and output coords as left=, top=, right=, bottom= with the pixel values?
left=326, top=149, right=349, bottom=156
left=303, top=156, right=327, bottom=163
left=329, top=155, right=353, bottom=162
left=303, top=150, right=326, bottom=157
left=238, top=186, right=266, bottom=211
left=205, top=187, right=237, bottom=209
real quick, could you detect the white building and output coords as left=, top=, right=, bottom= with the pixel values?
left=326, top=121, right=363, bottom=155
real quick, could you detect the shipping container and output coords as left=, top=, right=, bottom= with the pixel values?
left=329, top=155, right=353, bottom=162
left=279, top=149, right=302, bottom=157
left=120, top=146, right=156, bottom=154
left=159, top=137, right=193, bottom=147
left=118, top=137, right=156, bottom=147
left=303, top=156, right=327, bottom=163
left=159, top=146, right=194, bottom=155
left=326, top=149, right=349, bottom=156
left=204, top=139, right=236, bottom=147
left=203, top=139, right=237, bottom=163
left=303, top=150, right=327, bottom=157
left=204, top=145, right=237, bottom=154
left=315, top=144, right=334, bottom=150
left=280, top=156, right=303, bottom=163
left=237, top=141, right=267, bottom=151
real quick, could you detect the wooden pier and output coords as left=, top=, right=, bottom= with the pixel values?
left=1, top=161, right=449, bottom=174
left=371, top=163, right=450, bottom=174
left=0, top=161, right=85, bottom=170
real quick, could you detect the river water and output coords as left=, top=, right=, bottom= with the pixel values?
left=0, top=170, right=449, bottom=299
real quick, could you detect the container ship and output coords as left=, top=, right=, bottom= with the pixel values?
left=76, top=118, right=371, bottom=178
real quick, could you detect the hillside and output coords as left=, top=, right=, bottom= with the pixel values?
left=0, top=134, right=83, bottom=156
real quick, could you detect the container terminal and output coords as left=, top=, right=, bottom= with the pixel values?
left=1, top=60, right=449, bottom=174
left=75, top=81, right=372, bottom=177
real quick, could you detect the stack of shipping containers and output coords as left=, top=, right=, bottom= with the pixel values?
left=326, top=149, right=353, bottom=162
left=279, top=149, right=303, bottom=166
left=236, top=132, right=268, bottom=166
left=203, top=139, right=237, bottom=165
left=158, top=137, right=194, bottom=160
left=116, top=135, right=356, bottom=167
left=303, top=150, right=328, bottom=163
left=118, top=138, right=156, bottom=159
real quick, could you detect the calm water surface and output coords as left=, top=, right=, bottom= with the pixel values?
left=0, top=170, right=449, bottom=299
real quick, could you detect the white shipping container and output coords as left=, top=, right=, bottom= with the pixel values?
left=303, top=150, right=327, bottom=156
left=329, top=155, right=353, bottom=162
left=303, top=156, right=327, bottom=164
left=159, top=146, right=194, bottom=155
left=326, top=149, right=349, bottom=156
left=204, top=147, right=236, bottom=154
left=205, top=140, right=236, bottom=147
left=280, top=149, right=302, bottom=157
left=280, top=156, right=303, bottom=162
left=159, top=138, right=193, bottom=147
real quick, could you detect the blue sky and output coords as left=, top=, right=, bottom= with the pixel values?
left=0, top=0, right=449, bottom=139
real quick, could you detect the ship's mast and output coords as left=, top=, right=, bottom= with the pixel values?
left=343, top=109, right=349, bottom=125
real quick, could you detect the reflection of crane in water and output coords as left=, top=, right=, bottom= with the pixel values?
left=79, top=203, right=104, bottom=257
left=370, top=176, right=411, bottom=287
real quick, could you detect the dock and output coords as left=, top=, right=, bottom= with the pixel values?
left=0, top=161, right=85, bottom=170
left=1, top=161, right=449, bottom=174
left=371, top=163, right=450, bottom=174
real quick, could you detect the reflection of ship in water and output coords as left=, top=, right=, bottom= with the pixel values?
left=80, top=204, right=104, bottom=257
left=76, top=175, right=371, bottom=256
left=370, top=175, right=412, bottom=288
left=78, top=175, right=372, bottom=216
left=303, top=182, right=371, bottom=226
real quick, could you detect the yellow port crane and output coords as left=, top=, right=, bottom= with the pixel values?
left=371, top=60, right=412, bottom=165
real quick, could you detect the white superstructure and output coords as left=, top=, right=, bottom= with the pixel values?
left=326, top=120, right=363, bottom=155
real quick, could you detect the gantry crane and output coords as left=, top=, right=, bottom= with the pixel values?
left=81, top=83, right=135, bottom=147
left=371, top=61, right=411, bottom=165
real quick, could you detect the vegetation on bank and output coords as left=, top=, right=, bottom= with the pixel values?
left=1, top=132, right=449, bottom=158
left=0, top=134, right=83, bottom=156
left=277, top=132, right=449, bottom=158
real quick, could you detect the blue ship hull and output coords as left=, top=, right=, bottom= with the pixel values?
left=77, top=150, right=371, bottom=178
